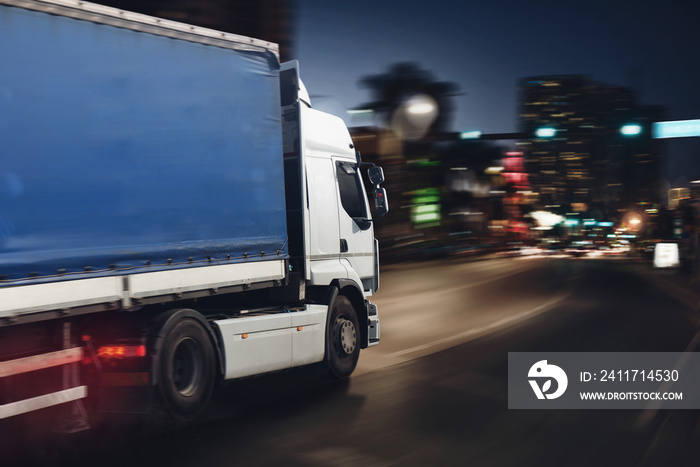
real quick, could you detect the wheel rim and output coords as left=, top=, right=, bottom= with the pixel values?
left=172, top=337, right=202, bottom=397
left=335, top=317, right=357, bottom=355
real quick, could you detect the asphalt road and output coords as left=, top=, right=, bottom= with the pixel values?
left=13, top=257, right=700, bottom=466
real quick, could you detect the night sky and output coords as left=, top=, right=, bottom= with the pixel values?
left=295, top=0, right=700, bottom=182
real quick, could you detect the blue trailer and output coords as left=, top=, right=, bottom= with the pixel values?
left=0, top=0, right=287, bottom=284
left=0, top=0, right=385, bottom=428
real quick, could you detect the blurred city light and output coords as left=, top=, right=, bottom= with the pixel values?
left=668, top=187, right=690, bottom=208
left=391, top=94, right=439, bottom=141
left=654, top=243, right=680, bottom=268
left=621, top=212, right=643, bottom=233
left=530, top=211, right=564, bottom=229
left=459, top=130, right=482, bottom=139
left=406, top=94, right=438, bottom=116
left=535, top=127, right=556, bottom=138
left=411, top=188, right=442, bottom=227
left=653, top=119, right=700, bottom=139
left=412, top=205, right=441, bottom=223
left=620, top=124, right=642, bottom=136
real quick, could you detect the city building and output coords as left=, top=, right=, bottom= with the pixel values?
left=351, top=126, right=516, bottom=259
left=517, top=75, right=664, bottom=224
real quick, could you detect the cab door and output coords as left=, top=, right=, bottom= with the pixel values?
left=333, top=159, right=376, bottom=285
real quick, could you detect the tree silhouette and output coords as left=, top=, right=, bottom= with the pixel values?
left=357, top=63, right=459, bottom=139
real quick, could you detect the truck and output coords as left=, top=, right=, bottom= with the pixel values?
left=0, top=0, right=387, bottom=427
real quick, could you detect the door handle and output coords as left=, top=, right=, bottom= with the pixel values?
left=340, top=239, right=349, bottom=253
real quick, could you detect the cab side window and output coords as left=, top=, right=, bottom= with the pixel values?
left=336, top=162, right=366, bottom=219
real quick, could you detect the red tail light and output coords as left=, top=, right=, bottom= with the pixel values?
left=97, top=344, right=147, bottom=360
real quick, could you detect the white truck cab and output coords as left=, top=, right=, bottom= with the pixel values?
left=281, top=61, right=385, bottom=299
left=303, top=107, right=378, bottom=292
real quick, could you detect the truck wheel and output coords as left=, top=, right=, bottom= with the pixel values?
left=157, top=316, right=215, bottom=421
left=325, top=295, right=360, bottom=378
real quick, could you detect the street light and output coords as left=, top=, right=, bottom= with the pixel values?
left=622, top=212, right=643, bottom=233
left=406, top=95, right=438, bottom=116
left=391, top=94, right=438, bottom=141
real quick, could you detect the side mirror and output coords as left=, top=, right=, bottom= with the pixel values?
left=374, top=187, right=388, bottom=218
left=368, top=166, right=385, bottom=186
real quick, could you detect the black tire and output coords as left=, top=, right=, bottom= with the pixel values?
left=157, top=316, right=216, bottom=421
left=325, top=295, right=360, bottom=378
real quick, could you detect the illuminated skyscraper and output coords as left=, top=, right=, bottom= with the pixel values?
left=518, top=75, right=664, bottom=221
